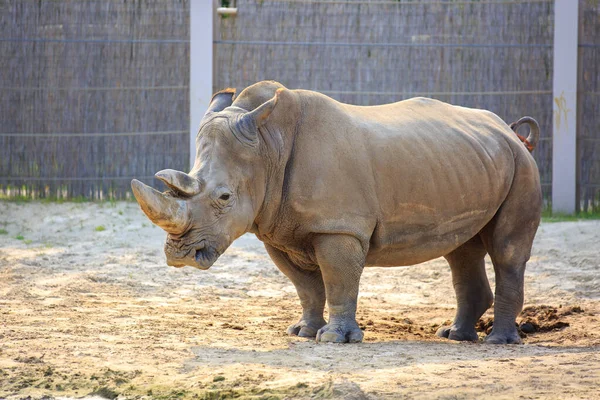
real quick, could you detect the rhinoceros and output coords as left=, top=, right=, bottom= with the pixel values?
left=131, top=80, right=541, bottom=345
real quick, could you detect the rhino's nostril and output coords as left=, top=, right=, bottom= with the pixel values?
left=195, top=248, right=207, bottom=263
left=195, top=244, right=216, bottom=264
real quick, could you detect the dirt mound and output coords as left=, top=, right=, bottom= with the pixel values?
left=475, top=305, right=584, bottom=337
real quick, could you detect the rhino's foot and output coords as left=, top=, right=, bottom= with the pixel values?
left=316, top=321, right=363, bottom=343
left=287, top=318, right=327, bottom=338
left=484, top=328, right=522, bottom=344
left=436, top=325, right=479, bottom=342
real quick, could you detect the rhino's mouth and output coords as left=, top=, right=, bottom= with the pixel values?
left=165, top=238, right=222, bottom=270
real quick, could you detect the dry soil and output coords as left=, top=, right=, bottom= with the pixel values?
left=0, top=202, right=599, bottom=399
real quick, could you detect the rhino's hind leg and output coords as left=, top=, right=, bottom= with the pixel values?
left=313, top=234, right=365, bottom=343
left=479, top=156, right=542, bottom=344
left=265, top=244, right=327, bottom=338
left=437, top=236, right=493, bottom=342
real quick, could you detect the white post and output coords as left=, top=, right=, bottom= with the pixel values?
left=552, top=0, right=578, bottom=214
left=189, top=0, right=214, bottom=170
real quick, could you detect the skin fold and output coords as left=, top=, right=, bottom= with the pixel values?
left=132, top=80, right=542, bottom=344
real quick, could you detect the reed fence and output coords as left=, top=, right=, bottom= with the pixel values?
left=1, top=0, right=598, bottom=211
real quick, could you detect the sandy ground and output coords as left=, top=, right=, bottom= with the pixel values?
left=0, top=201, right=599, bottom=400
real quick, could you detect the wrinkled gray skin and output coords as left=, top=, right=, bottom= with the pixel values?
left=132, top=80, right=542, bottom=345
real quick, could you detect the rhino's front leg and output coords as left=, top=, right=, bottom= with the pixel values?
left=265, top=244, right=327, bottom=337
left=313, top=234, right=365, bottom=343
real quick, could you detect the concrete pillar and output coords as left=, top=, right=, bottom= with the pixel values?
left=552, top=0, right=579, bottom=214
left=189, top=0, right=214, bottom=170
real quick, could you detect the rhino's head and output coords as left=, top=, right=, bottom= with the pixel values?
left=131, top=84, right=286, bottom=269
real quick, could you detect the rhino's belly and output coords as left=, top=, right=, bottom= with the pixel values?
left=365, top=208, right=494, bottom=267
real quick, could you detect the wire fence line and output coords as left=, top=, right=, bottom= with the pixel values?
left=213, top=40, right=553, bottom=48
left=318, top=90, right=553, bottom=96
left=0, top=38, right=190, bottom=44
left=0, top=131, right=187, bottom=138
left=0, top=176, right=157, bottom=182
left=259, top=0, right=554, bottom=5
left=0, top=86, right=189, bottom=91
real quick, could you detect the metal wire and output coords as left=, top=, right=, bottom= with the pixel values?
left=0, top=130, right=187, bottom=138
left=0, top=86, right=188, bottom=92
left=214, top=40, right=552, bottom=48
left=259, top=0, right=553, bottom=5
left=0, top=176, right=157, bottom=181
left=319, top=89, right=552, bottom=96
left=0, top=38, right=189, bottom=44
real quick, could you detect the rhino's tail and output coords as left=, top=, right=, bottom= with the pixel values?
left=509, top=116, right=540, bottom=152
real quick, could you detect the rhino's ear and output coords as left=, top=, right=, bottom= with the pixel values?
left=205, top=88, right=236, bottom=115
left=235, top=88, right=285, bottom=145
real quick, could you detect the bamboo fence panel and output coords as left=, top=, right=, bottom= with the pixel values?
left=2, top=0, right=598, bottom=210
left=215, top=0, right=555, bottom=201
left=0, top=0, right=190, bottom=199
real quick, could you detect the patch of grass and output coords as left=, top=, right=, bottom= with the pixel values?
left=40, top=196, right=88, bottom=204
left=542, top=210, right=600, bottom=223
left=41, top=197, right=64, bottom=204
left=76, top=380, right=321, bottom=400
left=0, top=194, right=31, bottom=203
left=1, top=196, right=137, bottom=204
left=24, top=239, right=32, bottom=245
left=90, top=386, right=119, bottom=400
left=114, top=377, right=128, bottom=386
left=14, top=355, right=44, bottom=364
left=95, top=225, right=106, bottom=232
left=15, top=234, right=24, bottom=240
left=213, top=375, right=226, bottom=382
left=0, top=228, right=7, bottom=235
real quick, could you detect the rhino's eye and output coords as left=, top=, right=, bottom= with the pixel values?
left=214, top=187, right=233, bottom=206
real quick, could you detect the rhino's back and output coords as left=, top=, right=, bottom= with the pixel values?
left=286, top=94, right=522, bottom=266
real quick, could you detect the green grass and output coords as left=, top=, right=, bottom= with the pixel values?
left=0, top=196, right=135, bottom=204
left=541, top=210, right=600, bottom=223
left=0, top=229, right=7, bottom=235
left=95, top=225, right=106, bottom=232
left=0, top=194, right=32, bottom=204
left=15, top=234, right=24, bottom=240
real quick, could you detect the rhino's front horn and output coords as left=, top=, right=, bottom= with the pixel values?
left=131, top=179, right=190, bottom=234
left=155, top=169, right=202, bottom=196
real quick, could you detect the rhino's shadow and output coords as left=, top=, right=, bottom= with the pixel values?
left=184, top=339, right=598, bottom=374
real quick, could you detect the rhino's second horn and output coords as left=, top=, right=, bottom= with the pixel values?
left=155, top=169, right=202, bottom=196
